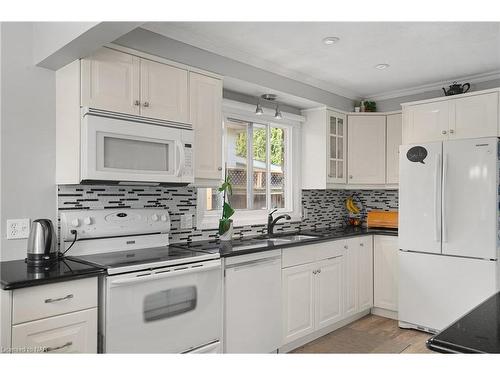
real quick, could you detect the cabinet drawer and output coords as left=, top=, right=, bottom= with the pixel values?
left=282, top=240, right=344, bottom=268
left=12, top=308, right=97, bottom=353
left=12, top=278, right=97, bottom=324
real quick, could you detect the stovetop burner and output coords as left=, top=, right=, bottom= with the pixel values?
left=69, top=245, right=219, bottom=275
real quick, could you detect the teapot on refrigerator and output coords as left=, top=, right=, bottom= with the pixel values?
left=442, top=81, right=470, bottom=96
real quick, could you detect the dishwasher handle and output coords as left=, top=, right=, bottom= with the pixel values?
left=225, top=256, right=281, bottom=272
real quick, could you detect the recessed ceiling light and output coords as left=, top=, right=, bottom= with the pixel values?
left=375, top=63, right=390, bottom=70
left=322, top=36, right=340, bottom=45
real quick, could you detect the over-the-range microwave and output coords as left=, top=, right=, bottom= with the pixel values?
left=81, top=108, right=193, bottom=185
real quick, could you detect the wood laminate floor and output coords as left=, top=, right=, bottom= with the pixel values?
left=291, top=315, right=433, bottom=354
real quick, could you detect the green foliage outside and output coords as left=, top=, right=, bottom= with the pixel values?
left=235, top=128, right=284, bottom=166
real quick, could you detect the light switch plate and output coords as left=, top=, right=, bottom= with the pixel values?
left=7, top=219, right=31, bottom=239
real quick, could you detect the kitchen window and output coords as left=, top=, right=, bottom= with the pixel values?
left=197, top=112, right=300, bottom=229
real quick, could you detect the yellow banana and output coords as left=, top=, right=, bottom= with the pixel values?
left=346, top=197, right=360, bottom=214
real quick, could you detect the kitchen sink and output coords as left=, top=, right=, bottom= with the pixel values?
left=268, top=234, right=319, bottom=244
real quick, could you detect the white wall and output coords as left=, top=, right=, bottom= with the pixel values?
left=33, top=22, right=99, bottom=65
left=1, top=22, right=57, bottom=261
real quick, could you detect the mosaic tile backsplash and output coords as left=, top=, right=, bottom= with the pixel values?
left=57, top=185, right=398, bottom=244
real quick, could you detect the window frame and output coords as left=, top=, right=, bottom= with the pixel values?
left=196, top=110, right=301, bottom=229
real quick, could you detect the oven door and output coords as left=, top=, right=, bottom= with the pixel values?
left=104, top=259, right=222, bottom=353
left=81, top=111, right=193, bottom=184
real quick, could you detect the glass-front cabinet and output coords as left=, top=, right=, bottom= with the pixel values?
left=326, top=110, right=347, bottom=184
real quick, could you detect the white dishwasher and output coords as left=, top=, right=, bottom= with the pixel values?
left=224, top=249, right=282, bottom=353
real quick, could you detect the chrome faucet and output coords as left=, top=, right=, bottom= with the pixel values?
left=267, top=209, right=291, bottom=236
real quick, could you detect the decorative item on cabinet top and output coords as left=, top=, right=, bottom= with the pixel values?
left=442, top=81, right=471, bottom=96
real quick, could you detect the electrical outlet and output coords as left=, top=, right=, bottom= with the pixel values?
left=180, top=214, right=193, bottom=229
left=7, top=219, right=31, bottom=239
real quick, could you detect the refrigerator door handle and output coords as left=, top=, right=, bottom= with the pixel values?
left=434, top=153, right=441, bottom=242
left=442, top=153, right=448, bottom=243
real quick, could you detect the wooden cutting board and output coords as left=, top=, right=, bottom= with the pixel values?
left=367, top=211, right=398, bottom=229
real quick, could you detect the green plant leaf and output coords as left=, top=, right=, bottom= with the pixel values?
left=222, top=202, right=235, bottom=219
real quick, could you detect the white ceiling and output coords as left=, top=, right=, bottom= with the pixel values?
left=143, top=22, right=500, bottom=99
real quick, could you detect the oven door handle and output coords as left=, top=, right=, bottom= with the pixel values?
left=109, top=261, right=220, bottom=287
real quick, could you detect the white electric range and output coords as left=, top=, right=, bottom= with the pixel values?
left=61, top=208, right=222, bottom=354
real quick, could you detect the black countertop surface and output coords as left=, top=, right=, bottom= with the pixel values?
left=427, top=292, right=500, bottom=353
left=0, top=257, right=106, bottom=290
left=173, top=226, right=398, bottom=257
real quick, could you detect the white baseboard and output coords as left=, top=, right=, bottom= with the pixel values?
left=278, top=309, right=371, bottom=353
left=371, top=307, right=398, bottom=320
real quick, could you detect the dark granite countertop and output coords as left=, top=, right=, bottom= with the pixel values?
left=173, top=226, right=398, bottom=258
left=0, top=257, right=106, bottom=290
left=427, top=291, right=500, bottom=353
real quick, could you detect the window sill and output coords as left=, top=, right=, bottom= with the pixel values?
left=196, top=210, right=302, bottom=230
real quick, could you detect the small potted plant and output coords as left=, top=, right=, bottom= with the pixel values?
left=364, top=101, right=377, bottom=112
left=218, top=172, right=235, bottom=241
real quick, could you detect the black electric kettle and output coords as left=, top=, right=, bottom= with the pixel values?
left=442, top=81, right=470, bottom=96
left=26, top=219, right=58, bottom=266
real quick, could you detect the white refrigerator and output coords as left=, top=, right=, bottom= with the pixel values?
left=399, top=137, right=500, bottom=333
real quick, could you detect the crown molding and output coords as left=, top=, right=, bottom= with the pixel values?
left=366, top=70, right=500, bottom=102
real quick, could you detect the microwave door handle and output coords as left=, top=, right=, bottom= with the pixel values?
left=174, top=140, right=185, bottom=177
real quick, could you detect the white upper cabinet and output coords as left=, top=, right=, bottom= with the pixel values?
left=347, top=115, right=386, bottom=184
left=327, top=111, right=347, bottom=184
left=402, top=89, right=499, bottom=144
left=452, top=92, right=498, bottom=139
left=386, top=113, right=402, bottom=184
left=81, top=47, right=190, bottom=124
left=140, top=58, right=189, bottom=123
left=190, top=72, right=223, bottom=182
left=301, top=108, right=346, bottom=188
left=81, top=48, right=140, bottom=115
left=403, top=100, right=450, bottom=144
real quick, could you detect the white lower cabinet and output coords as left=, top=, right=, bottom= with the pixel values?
left=315, top=257, right=343, bottom=330
left=357, top=237, right=374, bottom=311
left=282, top=262, right=316, bottom=344
left=12, top=308, right=97, bottom=353
left=343, top=236, right=373, bottom=315
left=374, top=235, right=399, bottom=311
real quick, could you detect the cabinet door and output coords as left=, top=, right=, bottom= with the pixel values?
left=386, top=113, right=402, bottom=184
left=452, top=92, right=499, bottom=139
left=327, top=111, right=347, bottom=184
left=81, top=48, right=140, bottom=115
left=315, top=257, right=343, bottom=330
left=374, top=236, right=399, bottom=311
left=190, top=72, right=223, bottom=181
left=140, top=58, right=189, bottom=123
left=403, top=101, right=450, bottom=144
left=12, top=308, right=97, bottom=353
left=282, top=263, right=316, bottom=344
left=342, top=240, right=358, bottom=317
left=357, top=237, right=373, bottom=311
left=347, top=115, right=386, bottom=184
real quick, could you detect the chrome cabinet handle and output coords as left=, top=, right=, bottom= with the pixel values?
left=360, top=243, right=364, bottom=247
left=344, top=245, right=348, bottom=249
left=143, top=101, right=150, bottom=107
left=134, top=100, right=140, bottom=106
left=218, top=167, right=223, bottom=171
left=44, top=294, right=73, bottom=304
left=44, top=341, right=73, bottom=352
left=312, top=270, right=317, bottom=275
left=449, top=129, right=455, bottom=134
left=441, top=130, right=447, bottom=135
left=349, top=175, right=353, bottom=179
left=317, top=269, right=321, bottom=274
